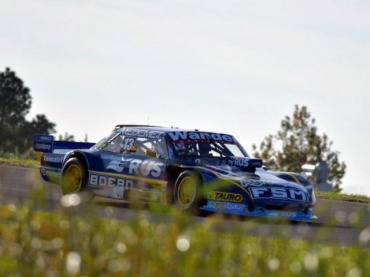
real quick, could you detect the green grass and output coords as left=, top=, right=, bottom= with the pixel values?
left=0, top=157, right=39, bottom=168
left=316, top=191, right=370, bottom=203
left=0, top=199, right=369, bottom=276
left=0, top=158, right=369, bottom=275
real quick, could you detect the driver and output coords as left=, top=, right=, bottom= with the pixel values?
left=199, top=143, right=213, bottom=157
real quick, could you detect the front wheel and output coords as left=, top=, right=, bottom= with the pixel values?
left=173, top=171, right=203, bottom=212
left=61, top=158, right=87, bottom=195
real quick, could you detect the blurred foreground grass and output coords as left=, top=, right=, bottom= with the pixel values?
left=0, top=194, right=369, bottom=277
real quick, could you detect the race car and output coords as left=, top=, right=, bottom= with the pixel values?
left=34, top=125, right=317, bottom=220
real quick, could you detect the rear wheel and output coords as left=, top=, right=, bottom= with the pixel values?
left=61, top=158, right=87, bottom=195
left=174, top=171, right=203, bottom=212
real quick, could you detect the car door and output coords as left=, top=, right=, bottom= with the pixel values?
left=91, top=132, right=167, bottom=201
left=88, top=131, right=129, bottom=198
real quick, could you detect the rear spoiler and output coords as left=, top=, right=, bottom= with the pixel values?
left=33, top=135, right=95, bottom=160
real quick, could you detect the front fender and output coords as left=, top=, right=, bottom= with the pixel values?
left=198, top=169, right=254, bottom=206
left=270, top=171, right=316, bottom=206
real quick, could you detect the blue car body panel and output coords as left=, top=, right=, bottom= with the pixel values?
left=34, top=126, right=317, bottom=220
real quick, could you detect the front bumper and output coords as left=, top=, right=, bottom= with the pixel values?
left=200, top=201, right=317, bottom=220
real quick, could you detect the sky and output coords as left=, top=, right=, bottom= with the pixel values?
left=1, top=0, right=369, bottom=195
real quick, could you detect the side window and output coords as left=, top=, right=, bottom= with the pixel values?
left=97, top=132, right=167, bottom=158
left=133, top=136, right=168, bottom=158
left=100, top=132, right=168, bottom=158
left=95, top=131, right=120, bottom=151
left=133, top=138, right=148, bottom=156
left=104, top=133, right=124, bottom=153
left=154, top=136, right=168, bottom=158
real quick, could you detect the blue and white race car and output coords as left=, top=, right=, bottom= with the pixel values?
left=34, top=125, right=316, bottom=220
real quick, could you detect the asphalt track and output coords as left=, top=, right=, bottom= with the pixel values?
left=0, top=165, right=369, bottom=248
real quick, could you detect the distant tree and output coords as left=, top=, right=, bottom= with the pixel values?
left=0, top=68, right=32, bottom=152
left=0, top=68, right=32, bottom=125
left=28, top=114, right=56, bottom=135
left=58, top=132, right=75, bottom=142
left=0, top=67, right=56, bottom=154
left=252, top=105, right=346, bottom=191
left=19, top=115, right=56, bottom=153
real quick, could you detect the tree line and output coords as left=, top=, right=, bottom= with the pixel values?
left=0, top=68, right=56, bottom=155
left=252, top=105, right=346, bottom=191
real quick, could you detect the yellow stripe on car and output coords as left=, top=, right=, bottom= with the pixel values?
left=287, top=173, right=301, bottom=184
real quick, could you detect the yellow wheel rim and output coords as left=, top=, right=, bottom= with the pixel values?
left=64, top=164, right=82, bottom=193
left=177, top=176, right=196, bottom=208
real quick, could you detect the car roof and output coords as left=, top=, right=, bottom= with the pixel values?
left=114, top=124, right=228, bottom=135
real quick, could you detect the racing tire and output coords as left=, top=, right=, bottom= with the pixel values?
left=61, top=158, right=88, bottom=195
left=173, top=171, right=203, bottom=213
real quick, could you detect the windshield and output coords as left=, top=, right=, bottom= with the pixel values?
left=167, top=131, right=248, bottom=158
left=94, top=131, right=120, bottom=151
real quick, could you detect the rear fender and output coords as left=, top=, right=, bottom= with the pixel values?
left=34, top=135, right=95, bottom=184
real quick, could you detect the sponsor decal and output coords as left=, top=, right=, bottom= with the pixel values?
left=89, top=174, right=134, bottom=189
left=208, top=191, right=243, bottom=203
left=268, top=210, right=299, bottom=218
left=240, top=179, right=264, bottom=187
left=37, top=135, right=53, bottom=141
left=128, top=159, right=164, bottom=178
left=207, top=200, right=248, bottom=212
left=108, top=158, right=164, bottom=178
left=122, top=137, right=135, bottom=151
left=33, top=135, right=54, bottom=153
left=168, top=131, right=235, bottom=143
left=40, top=167, right=60, bottom=178
left=229, top=157, right=249, bottom=167
left=228, top=157, right=263, bottom=168
left=42, top=154, right=64, bottom=163
left=106, top=160, right=123, bottom=173
left=173, top=140, right=185, bottom=150
left=89, top=174, right=135, bottom=199
left=34, top=143, right=52, bottom=151
left=121, top=128, right=161, bottom=139
left=249, top=187, right=307, bottom=201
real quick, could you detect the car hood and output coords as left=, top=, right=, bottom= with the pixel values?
left=202, top=163, right=303, bottom=189
left=191, top=158, right=311, bottom=205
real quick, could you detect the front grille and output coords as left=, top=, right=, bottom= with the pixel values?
left=264, top=204, right=306, bottom=212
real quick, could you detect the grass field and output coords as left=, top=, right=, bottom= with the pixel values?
left=0, top=196, right=369, bottom=276
left=0, top=156, right=369, bottom=275
left=316, top=191, right=370, bottom=203
left=0, top=157, right=39, bottom=168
